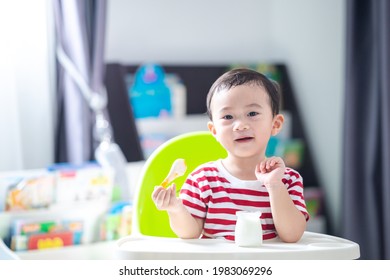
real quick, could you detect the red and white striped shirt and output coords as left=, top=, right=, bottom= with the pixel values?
left=179, top=160, right=309, bottom=241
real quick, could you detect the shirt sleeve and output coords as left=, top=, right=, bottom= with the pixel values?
left=179, top=169, right=208, bottom=219
left=284, top=168, right=310, bottom=221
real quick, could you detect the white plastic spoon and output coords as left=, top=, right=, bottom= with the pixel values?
left=161, top=158, right=187, bottom=187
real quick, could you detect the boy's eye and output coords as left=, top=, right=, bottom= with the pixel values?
left=248, top=111, right=259, bottom=117
left=222, top=115, right=233, bottom=120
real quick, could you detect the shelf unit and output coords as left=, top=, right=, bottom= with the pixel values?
left=0, top=162, right=146, bottom=259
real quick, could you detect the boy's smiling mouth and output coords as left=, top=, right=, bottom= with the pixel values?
left=234, top=136, right=254, bottom=142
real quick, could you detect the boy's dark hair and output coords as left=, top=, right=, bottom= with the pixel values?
left=206, top=68, right=281, bottom=120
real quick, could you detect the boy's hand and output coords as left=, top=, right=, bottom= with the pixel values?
left=151, top=183, right=182, bottom=213
left=255, top=156, right=286, bottom=188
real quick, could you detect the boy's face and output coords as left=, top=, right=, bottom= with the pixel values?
left=208, top=84, right=283, bottom=160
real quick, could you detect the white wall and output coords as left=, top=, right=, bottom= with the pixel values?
left=106, top=0, right=273, bottom=64
left=106, top=0, right=346, bottom=234
left=0, top=0, right=54, bottom=171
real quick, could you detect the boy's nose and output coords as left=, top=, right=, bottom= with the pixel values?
left=233, top=120, right=249, bottom=131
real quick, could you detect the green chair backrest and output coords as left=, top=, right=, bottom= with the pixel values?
left=133, top=131, right=227, bottom=237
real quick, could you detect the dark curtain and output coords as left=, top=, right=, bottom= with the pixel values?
left=342, top=0, right=390, bottom=259
left=53, top=0, right=107, bottom=164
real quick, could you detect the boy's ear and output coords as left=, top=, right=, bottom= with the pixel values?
left=208, top=121, right=217, bottom=136
left=271, top=114, right=284, bottom=136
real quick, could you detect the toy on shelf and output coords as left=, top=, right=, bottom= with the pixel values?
left=49, top=162, right=114, bottom=205
left=10, top=219, right=84, bottom=251
left=99, top=201, right=132, bottom=241
left=129, top=64, right=173, bottom=119
left=5, top=175, right=55, bottom=211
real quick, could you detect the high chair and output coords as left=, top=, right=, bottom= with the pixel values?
left=117, top=131, right=360, bottom=259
